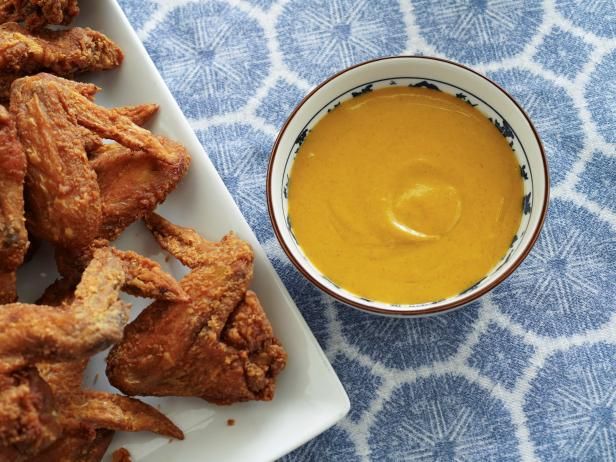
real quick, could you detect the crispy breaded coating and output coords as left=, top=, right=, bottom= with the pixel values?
left=91, top=136, right=190, bottom=241
left=0, top=271, right=17, bottom=304
left=0, top=248, right=128, bottom=362
left=33, top=272, right=184, bottom=460
left=60, top=391, right=183, bottom=440
left=0, top=246, right=184, bottom=460
left=54, top=240, right=189, bottom=302
left=36, top=353, right=182, bottom=460
left=0, top=364, right=60, bottom=460
left=107, top=214, right=287, bottom=404
left=0, top=0, right=79, bottom=30
left=0, top=22, right=121, bottom=100
left=111, top=103, right=159, bottom=129
left=79, top=104, right=160, bottom=156
left=0, top=105, right=27, bottom=279
left=10, top=75, right=103, bottom=249
left=10, top=74, right=178, bottom=250
left=35, top=429, right=114, bottom=462
left=112, top=447, right=132, bottom=462
left=0, top=104, right=27, bottom=304
left=0, top=22, right=121, bottom=98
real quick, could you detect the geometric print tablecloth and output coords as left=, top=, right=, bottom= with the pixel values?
left=118, top=1, right=616, bottom=460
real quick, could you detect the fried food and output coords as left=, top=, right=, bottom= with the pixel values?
left=35, top=343, right=182, bottom=459
left=1, top=247, right=184, bottom=460
left=32, top=262, right=184, bottom=461
left=35, top=429, right=114, bottom=462
left=61, top=391, right=183, bottom=440
left=84, top=101, right=189, bottom=242
left=6, top=74, right=153, bottom=155
left=11, top=75, right=102, bottom=250
left=113, top=447, right=132, bottom=462
left=111, top=103, right=159, bottom=129
left=0, top=105, right=27, bottom=270
left=107, top=214, right=287, bottom=405
left=0, top=272, right=16, bottom=304
left=0, top=22, right=122, bottom=100
left=0, top=0, right=79, bottom=30
left=0, top=104, right=27, bottom=303
left=0, top=247, right=128, bottom=362
left=0, top=363, right=60, bottom=460
left=54, top=240, right=188, bottom=302
left=38, top=359, right=183, bottom=441
left=91, top=136, right=191, bottom=241
left=10, top=74, right=178, bottom=251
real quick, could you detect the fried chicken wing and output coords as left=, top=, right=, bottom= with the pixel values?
left=33, top=275, right=184, bottom=461
left=0, top=0, right=79, bottom=30
left=17, top=72, right=100, bottom=98
left=35, top=349, right=182, bottom=460
left=0, top=272, right=16, bottom=305
left=91, top=136, right=190, bottom=241
left=0, top=22, right=121, bottom=100
left=35, top=429, right=114, bottom=462
left=37, top=359, right=182, bottom=441
left=111, top=103, right=159, bottom=129
left=10, top=74, right=179, bottom=250
left=1, top=246, right=184, bottom=461
left=0, top=247, right=128, bottom=362
left=81, top=103, right=160, bottom=155
left=0, top=104, right=27, bottom=303
left=10, top=76, right=102, bottom=249
left=0, top=364, right=60, bottom=460
left=107, top=214, right=287, bottom=404
left=0, top=105, right=27, bottom=270
left=54, top=240, right=188, bottom=302
left=61, top=391, right=183, bottom=440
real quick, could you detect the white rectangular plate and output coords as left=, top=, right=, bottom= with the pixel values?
left=15, top=1, right=349, bottom=460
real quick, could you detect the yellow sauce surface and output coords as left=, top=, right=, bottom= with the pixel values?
left=288, top=87, right=523, bottom=304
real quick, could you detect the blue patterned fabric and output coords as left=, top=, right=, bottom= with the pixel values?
left=118, top=1, right=616, bottom=460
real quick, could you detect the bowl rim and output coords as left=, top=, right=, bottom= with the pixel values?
left=266, top=55, right=550, bottom=316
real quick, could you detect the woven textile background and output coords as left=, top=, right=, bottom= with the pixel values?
left=117, top=1, right=616, bottom=460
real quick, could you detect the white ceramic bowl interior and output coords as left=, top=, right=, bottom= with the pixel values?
left=268, top=56, right=548, bottom=316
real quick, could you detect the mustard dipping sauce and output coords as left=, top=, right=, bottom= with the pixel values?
left=287, top=86, right=523, bottom=304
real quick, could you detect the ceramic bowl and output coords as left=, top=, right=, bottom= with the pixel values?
left=267, top=56, right=549, bottom=317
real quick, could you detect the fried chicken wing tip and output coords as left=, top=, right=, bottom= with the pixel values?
left=0, top=0, right=80, bottom=30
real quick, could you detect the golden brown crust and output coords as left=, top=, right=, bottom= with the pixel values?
left=37, top=360, right=184, bottom=444
left=10, top=74, right=180, bottom=250
left=0, top=246, right=184, bottom=460
left=0, top=365, right=60, bottom=460
left=0, top=271, right=17, bottom=304
left=0, top=22, right=121, bottom=74
left=55, top=241, right=189, bottom=302
left=10, top=75, right=103, bottom=249
left=110, top=103, right=159, bottom=129
left=0, top=104, right=27, bottom=274
left=36, top=357, right=183, bottom=449
left=107, top=215, right=287, bottom=404
left=0, top=0, right=79, bottom=30
left=0, top=22, right=120, bottom=100
left=35, top=277, right=75, bottom=307
left=143, top=212, right=223, bottom=269
left=35, top=428, right=114, bottom=462
left=112, top=447, right=132, bottom=462
left=60, top=391, right=183, bottom=440
left=110, top=247, right=189, bottom=302
left=0, top=248, right=128, bottom=362
left=91, top=136, right=191, bottom=241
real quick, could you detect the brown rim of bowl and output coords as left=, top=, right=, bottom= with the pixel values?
left=266, top=55, right=550, bottom=316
